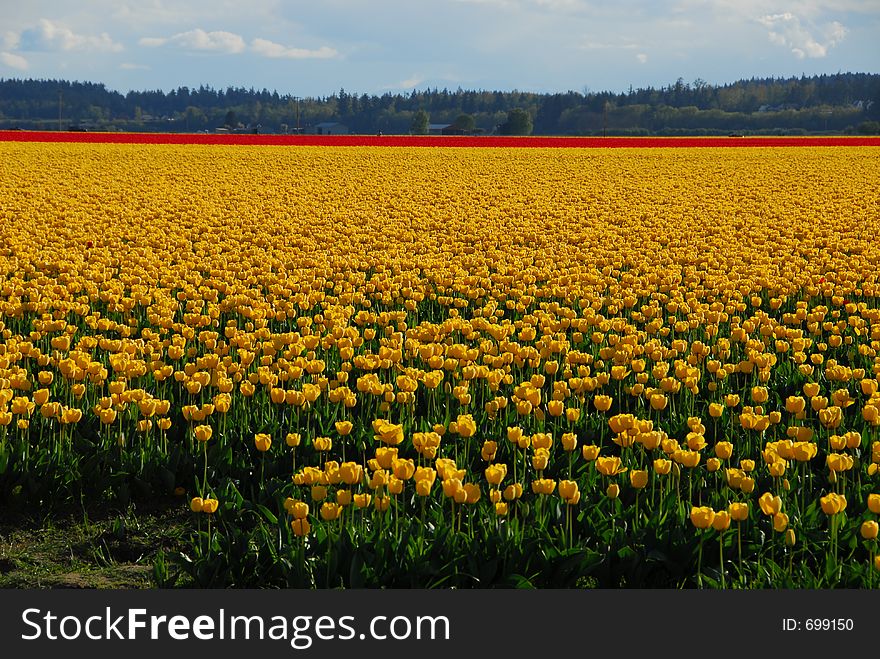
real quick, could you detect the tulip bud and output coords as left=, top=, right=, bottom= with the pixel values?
left=606, top=483, right=620, bottom=499
left=336, top=490, right=352, bottom=507
left=254, top=433, right=271, bottom=452
left=785, top=528, right=796, bottom=547
left=712, top=510, right=731, bottom=532
left=291, top=518, right=311, bottom=537
left=581, top=444, right=600, bottom=461
left=728, top=502, right=749, bottom=522
left=772, top=512, right=788, bottom=532
left=630, top=470, right=649, bottom=489
left=290, top=501, right=309, bottom=519
left=690, top=506, right=715, bottom=530
left=819, top=492, right=847, bottom=515
left=503, top=483, right=523, bottom=501
left=861, top=521, right=879, bottom=540
left=320, top=502, right=342, bottom=520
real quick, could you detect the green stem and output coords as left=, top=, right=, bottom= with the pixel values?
left=202, top=441, right=208, bottom=497
left=697, top=534, right=704, bottom=588
left=738, top=522, right=743, bottom=579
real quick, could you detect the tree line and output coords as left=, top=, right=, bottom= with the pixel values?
left=0, top=72, right=877, bottom=135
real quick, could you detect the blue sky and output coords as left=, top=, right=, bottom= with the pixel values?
left=1, top=0, right=878, bottom=97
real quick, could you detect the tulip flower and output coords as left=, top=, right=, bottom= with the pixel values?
left=254, top=433, right=271, bottom=452
left=629, top=470, right=648, bottom=489
left=860, top=521, right=879, bottom=540
left=596, top=456, right=626, bottom=477
left=759, top=492, right=782, bottom=516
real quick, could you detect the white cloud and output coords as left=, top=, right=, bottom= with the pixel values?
left=382, top=74, right=425, bottom=89
left=1, top=51, right=29, bottom=70
left=119, top=62, right=150, bottom=70
left=579, top=40, right=639, bottom=50
left=757, top=13, right=847, bottom=58
left=3, top=31, right=20, bottom=50
left=139, top=28, right=246, bottom=54
left=636, top=52, right=648, bottom=63
left=250, top=38, right=338, bottom=59
left=19, top=18, right=122, bottom=53
left=138, top=37, right=168, bottom=47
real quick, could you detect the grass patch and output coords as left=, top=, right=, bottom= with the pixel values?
left=0, top=499, right=189, bottom=588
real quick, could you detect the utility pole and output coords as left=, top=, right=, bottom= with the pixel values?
left=296, top=97, right=300, bottom=133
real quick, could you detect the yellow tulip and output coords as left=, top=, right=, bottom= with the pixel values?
left=254, top=433, right=272, bottom=452
left=819, top=493, right=847, bottom=515
left=291, top=518, right=311, bottom=537
left=653, top=458, right=672, bottom=475
left=581, top=444, right=600, bottom=461
left=690, top=506, right=715, bottom=530
left=595, top=456, right=626, bottom=476
left=531, top=478, right=556, bottom=495
left=712, top=510, right=731, bottom=532
left=629, top=470, right=649, bottom=489
left=558, top=479, right=579, bottom=500
left=728, top=502, right=749, bottom=522
left=758, top=492, right=782, bottom=516
left=860, top=521, right=879, bottom=540
left=484, top=463, right=507, bottom=486
left=772, top=512, right=788, bottom=532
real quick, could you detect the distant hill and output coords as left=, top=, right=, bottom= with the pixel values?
left=1, top=73, right=878, bottom=135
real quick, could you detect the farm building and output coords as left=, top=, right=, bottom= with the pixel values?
left=312, top=122, right=349, bottom=135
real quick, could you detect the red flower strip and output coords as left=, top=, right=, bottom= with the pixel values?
left=2, top=131, right=878, bottom=148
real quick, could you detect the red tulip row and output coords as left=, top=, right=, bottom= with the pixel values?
left=2, top=131, right=880, bottom=148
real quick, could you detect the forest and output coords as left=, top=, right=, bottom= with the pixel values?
left=0, top=72, right=877, bottom=135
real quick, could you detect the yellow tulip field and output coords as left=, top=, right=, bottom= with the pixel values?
left=1, top=140, right=879, bottom=587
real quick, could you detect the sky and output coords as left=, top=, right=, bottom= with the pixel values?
left=1, top=0, right=878, bottom=97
